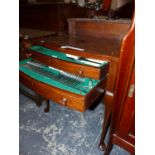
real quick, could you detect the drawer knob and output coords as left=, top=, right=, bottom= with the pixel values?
left=59, top=98, right=67, bottom=106
left=78, top=70, right=83, bottom=76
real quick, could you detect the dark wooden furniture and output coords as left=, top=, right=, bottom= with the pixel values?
left=19, top=85, right=50, bottom=112
left=19, top=1, right=120, bottom=33
left=20, top=31, right=110, bottom=112
left=19, top=28, right=57, bottom=60
left=103, top=15, right=135, bottom=154
left=67, top=18, right=131, bottom=149
left=20, top=18, right=131, bottom=149
left=19, top=3, right=88, bottom=32
left=19, top=28, right=58, bottom=112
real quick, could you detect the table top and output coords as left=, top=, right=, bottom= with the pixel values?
left=19, top=28, right=57, bottom=39
left=33, top=34, right=122, bottom=59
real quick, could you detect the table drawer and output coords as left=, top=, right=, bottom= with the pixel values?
left=29, top=46, right=109, bottom=80
left=20, top=72, right=106, bottom=112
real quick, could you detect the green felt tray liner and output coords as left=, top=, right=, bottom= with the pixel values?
left=19, top=58, right=99, bottom=96
left=29, top=45, right=106, bottom=67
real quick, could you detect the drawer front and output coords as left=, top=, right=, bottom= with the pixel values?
left=20, top=72, right=106, bottom=112
left=30, top=50, right=109, bottom=80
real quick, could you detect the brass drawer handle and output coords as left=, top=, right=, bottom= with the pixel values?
left=128, top=84, right=135, bottom=98
left=59, top=98, right=67, bottom=106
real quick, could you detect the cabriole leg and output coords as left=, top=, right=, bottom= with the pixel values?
left=99, top=94, right=113, bottom=151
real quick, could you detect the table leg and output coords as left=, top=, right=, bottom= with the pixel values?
left=99, top=93, right=113, bottom=151
left=44, top=99, right=50, bottom=113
